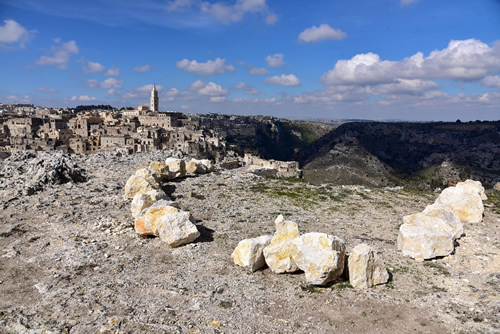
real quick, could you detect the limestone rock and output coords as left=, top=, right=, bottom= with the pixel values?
left=430, top=179, right=485, bottom=223
left=165, top=158, right=186, bottom=179
left=134, top=168, right=160, bottom=186
left=263, top=215, right=300, bottom=273
left=144, top=200, right=181, bottom=235
left=231, top=235, right=272, bottom=271
left=134, top=216, right=154, bottom=236
left=185, top=161, right=198, bottom=175
left=199, top=159, right=214, bottom=173
left=398, top=208, right=463, bottom=261
left=290, top=233, right=345, bottom=285
left=156, top=211, right=200, bottom=247
left=148, top=161, right=170, bottom=181
left=130, top=190, right=168, bottom=219
left=124, top=175, right=160, bottom=199
left=348, top=243, right=389, bottom=289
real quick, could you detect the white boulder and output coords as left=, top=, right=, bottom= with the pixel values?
left=165, top=158, right=186, bottom=179
left=156, top=211, right=200, bottom=247
left=348, top=243, right=389, bottom=289
left=231, top=235, right=272, bottom=271
left=263, top=215, right=300, bottom=273
left=290, top=232, right=346, bottom=285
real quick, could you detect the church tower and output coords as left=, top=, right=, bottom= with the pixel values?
left=150, top=84, right=159, bottom=113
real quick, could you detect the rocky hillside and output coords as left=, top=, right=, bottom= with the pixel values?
left=297, top=121, right=500, bottom=189
left=0, top=151, right=499, bottom=333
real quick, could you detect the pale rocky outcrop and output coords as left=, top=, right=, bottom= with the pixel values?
left=348, top=243, right=389, bottom=289
left=231, top=235, right=272, bottom=272
left=398, top=207, right=463, bottom=261
left=156, top=211, right=200, bottom=247
left=124, top=175, right=161, bottom=199
left=290, top=232, right=345, bottom=285
left=263, top=215, right=300, bottom=274
left=165, top=158, right=186, bottom=179
left=148, top=161, right=170, bottom=181
left=199, top=159, right=214, bottom=173
left=494, top=182, right=500, bottom=192
left=428, top=179, right=485, bottom=223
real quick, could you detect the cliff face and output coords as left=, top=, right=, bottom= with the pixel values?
left=297, top=121, right=500, bottom=188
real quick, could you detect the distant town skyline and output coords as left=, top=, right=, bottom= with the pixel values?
left=0, top=0, right=499, bottom=121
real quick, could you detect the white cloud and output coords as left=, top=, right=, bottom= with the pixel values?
left=86, top=79, right=99, bottom=88
left=36, top=40, right=79, bottom=69
left=200, top=0, right=269, bottom=24
left=71, top=95, right=97, bottom=102
left=105, top=65, right=120, bottom=77
left=249, top=66, right=269, bottom=75
left=372, top=79, right=439, bottom=95
left=198, top=82, right=228, bottom=96
left=210, top=96, right=227, bottom=102
left=265, top=53, right=284, bottom=68
left=176, top=57, right=236, bottom=75
left=401, top=0, right=419, bottom=5
left=482, top=75, right=500, bottom=88
left=264, top=74, right=301, bottom=86
left=84, top=62, right=120, bottom=76
left=235, top=82, right=248, bottom=89
left=100, top=78, right=122, bottom=89
left=245, top=88, right=260, bottom=95
left=36, top=87, right=56, bottom=93
left=4, top=95, right=31, bottom=103
left=133, top=64, right=151, bottom=72
left=298, top=24, right=346, bottom=43
left=0, top=19, right=36, bottom=48
left=320, top=39, right=500, bottom=86
left=84, top=61, right=106, bottom=73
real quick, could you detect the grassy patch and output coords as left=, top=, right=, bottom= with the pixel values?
left=300, top=284, right=322, bottom=294
left=423, top=262, right=451, bottom=277
left=218, top=301, right=233, bottom=309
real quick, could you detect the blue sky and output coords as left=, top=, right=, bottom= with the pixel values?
left=0, top=0, right=499, bottom=121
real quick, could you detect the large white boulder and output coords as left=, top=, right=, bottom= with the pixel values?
left=231, top=235, right=272, bottom=271
left=185, top=160, right=198, bottom=175
left=130, top=190, right=169, bottom=219
left=398, top=207, right=463, bottom=261
left=148, top=161, right=170, bottom=181
left=124, top=175, right=161, bottom=199
left=165, top=158, right=186, bottom=179
left=290, top=232, right=345, bottom=285
left=263, top=215, right=300, bottom=273
left=156, top=211, right=200, bottom=247
left=134, top=168, right=160, bottom=186
left=428, top=179, right=485, bottom=223
left=348, top=243, right=389, bottom=289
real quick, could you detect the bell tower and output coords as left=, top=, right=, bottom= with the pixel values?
left=150, top=84, right=159, bottom=113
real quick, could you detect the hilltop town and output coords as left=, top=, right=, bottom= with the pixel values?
left=0, top=86, right=264, bottom=160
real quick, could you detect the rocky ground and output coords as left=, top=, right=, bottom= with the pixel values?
left=0, top=151, right=499, bottom=334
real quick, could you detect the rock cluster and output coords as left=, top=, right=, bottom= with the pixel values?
left=232, top=215, right=389, bottom=288
left=124, top=157, right=214, bottom=247
left=398, top=180, right=486, bottom=261
left=0, top=151, right=86, bottom=195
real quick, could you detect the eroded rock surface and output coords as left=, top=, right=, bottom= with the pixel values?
left=263, top=215, right=300, bottom=274
left=348, top=243, right=389, bottom=289
left=231, top=235, right=272, bottom=271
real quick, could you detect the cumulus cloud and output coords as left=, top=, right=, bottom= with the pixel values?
left=235, top=82, right=248, bottom=89
left=176, top=57, right=236, bottom=75
left=298, top=24, right=346, bottom=43
left=482, top=75, right=500, bottom=88
left=320, top=39, right=500, bottom=86
left=0, top=19, right=36, bottom=48
left=264, top=74, right=301, bottom=86
left=86, top=79, right=99, bottom=88
left=71, top=95, right=97, bottom=102
left=84, top=61, right=120, bottom=76
left=249, top=66, right=269, bottom=75
left=36, top=87, right=56, bottom=93
left=188, top=80, right=228, bottom=102
left=36, top=39, right=79, bottom=69
left=133, top=64, right=151, bottom=72
left=245, top=88, right=261, bottom=95
left=4, top=95, right=31, bottom=103
left=100, top=78, right=122, bottom=89
left=265, top=53, right=284, bottom=68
